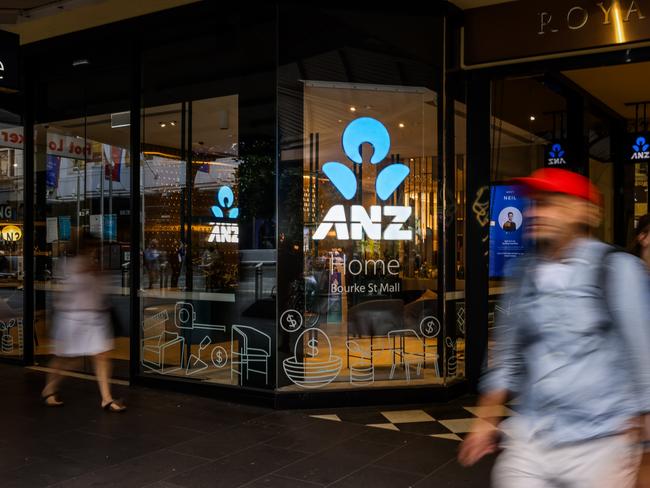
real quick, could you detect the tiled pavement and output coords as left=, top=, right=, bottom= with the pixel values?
left=310, top=404, right=516, bottom=442
left=0, top=364, right=497, bottom=487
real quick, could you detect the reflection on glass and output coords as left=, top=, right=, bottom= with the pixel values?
left=0, top=120, right=24, bottom=360
left=33, top=115, right=131, bottom=375
left=140, top=96, right=254, bottom=386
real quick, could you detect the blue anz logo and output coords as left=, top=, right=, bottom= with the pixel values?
left=209, top=186, right=238, bottom=243
left=632, top=136, right=650, bottom=160
left=314, top=117, right=412, bottom=241
left=547, top=143, right=567, bottom=166
left=211, top=186, right=239, bottom=219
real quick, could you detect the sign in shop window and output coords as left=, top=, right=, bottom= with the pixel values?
left=489, top=185, right=528, bottom=278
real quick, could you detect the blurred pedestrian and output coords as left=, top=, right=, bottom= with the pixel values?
left=459, top=168, right=649, bottom=488
left=41, top=236, right=126, bottom=412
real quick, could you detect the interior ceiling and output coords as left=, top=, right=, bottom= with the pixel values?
left=51, top=95, right=238, bottom=157
left=564, top=62, right=650, bottom=121
left=451, top=0, right=515, bottom=10
left=0, top=0, right=104, bottom=24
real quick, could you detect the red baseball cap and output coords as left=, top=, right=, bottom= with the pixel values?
left=511, top=168, right=602, bottom=206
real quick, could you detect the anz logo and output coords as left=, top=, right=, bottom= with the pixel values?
left=313, top=117, right=412, bottom=241
left=208, top=186, right=239, bottom=243
left=632, top=136, right=650, bottom=160
left=547, top=143, right=567, bottom=166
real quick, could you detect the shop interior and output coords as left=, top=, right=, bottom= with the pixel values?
left=486, top=61, right=650, bottom=358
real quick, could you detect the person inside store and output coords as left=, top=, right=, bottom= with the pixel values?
left=458, top=168, right=650, bottom=488
left=41, top=235, right=126, bottom=412
left=502, top=211, right=517, bottom=232
left=143, top=239, right=160, bottom=289
left=170, top=239, right=186, bottom=289
left=633, top=214, right=650, bottom=270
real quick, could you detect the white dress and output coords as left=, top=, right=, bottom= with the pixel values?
left=54, top=256, right=113, bottom=357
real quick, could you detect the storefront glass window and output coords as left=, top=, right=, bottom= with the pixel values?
left=0, top=115, right=24, bottom=360
left=33, top=116, right=131, bottom=376
left=277, top=6, right=447, bottom=391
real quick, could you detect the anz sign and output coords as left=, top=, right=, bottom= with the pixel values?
left=208, top=186, right=239, bottom=243
left=631, top=136, right=650, bottom=161
left=313, top=117, right=412, bottom=241
left=547, top=143, right=567, bottom=166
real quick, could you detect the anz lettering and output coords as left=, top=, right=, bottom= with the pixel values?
left=313, top=205, right=412, bottom=241
left=538, top=1, right=646, bottom=35
left=313, top=117, right=412, bottom=241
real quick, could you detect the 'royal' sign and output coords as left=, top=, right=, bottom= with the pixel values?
left=464, top=0, right=650, bottom=67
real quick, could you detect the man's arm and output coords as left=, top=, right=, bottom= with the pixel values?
left=459, top=273, right=526, bottom=466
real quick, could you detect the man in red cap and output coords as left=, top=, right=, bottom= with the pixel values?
left=459, top=168, right=650, bottom=487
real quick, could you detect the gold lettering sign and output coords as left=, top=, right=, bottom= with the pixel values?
left=464, top=0, right=650, bottom=67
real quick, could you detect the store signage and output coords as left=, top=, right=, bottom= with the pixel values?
left=545, top=142, right=569, bottom=166
left=464, top=0, right=650, bottom=67
left=0, top=30, right=19, bottom=93
left=0, top=128, right=23, bottom=148
left=47, top=133, right=91, bottom=159
left=1, top=225, right=21, bottom=242
left=0, top=127, right=92, bottom=159
left=629, top=134, right=650, bottom=161
left=208, top=185, right=239, bottom=243
left=313, top=117, right=412, bottom=241
left=0, top=206, right=14, bottom=220
left=489, top=185, right=527, bottom=278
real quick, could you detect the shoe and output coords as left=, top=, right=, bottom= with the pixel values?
left=42, top=392, right=64, bottom=407
left=102, top=399, right=127, bottom=413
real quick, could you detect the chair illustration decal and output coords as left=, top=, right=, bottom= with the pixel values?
left=141, top=310, right=186, bottom=375
left=231, top=324, right=271, bottom=385
left=388, top=329, right=439, bottom=382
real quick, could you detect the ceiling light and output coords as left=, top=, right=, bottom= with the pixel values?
left=398, top=123, right=405, bottom=128
left=159, top=122, right=166, bottom=128
left=349, top=106, right=357, bottom=112
left=170, top=121, right=176, bottom=126
left=72, top=59, right=89, bottom=67
left=530, top=115, right=536, bottom=121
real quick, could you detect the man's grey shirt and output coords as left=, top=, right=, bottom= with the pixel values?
left=481, top=238, right=650, bottom=447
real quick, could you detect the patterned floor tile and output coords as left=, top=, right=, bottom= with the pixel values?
left=463, top=405, right=517, bottom=418
left=381, top=410, right=435, bottom=424
left=438, top=418, right=496, bottom=434
left=430, top=433, right=463, bottom=441
left=366, top=423, right=400, bottom=431
left=310, top=414, right=342, bottom=422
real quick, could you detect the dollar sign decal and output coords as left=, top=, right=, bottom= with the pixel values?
left=216, top=349, right=223, bottom=365
left=307, top=338, right=319, bottom=358
left=425, top=320, right=434, bottom=335
left=286, top=314, right=297, bottom=330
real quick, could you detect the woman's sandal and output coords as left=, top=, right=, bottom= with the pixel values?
left=41, top=392, right=64, bottom=407
left=102, top=399, right=127, bottom=413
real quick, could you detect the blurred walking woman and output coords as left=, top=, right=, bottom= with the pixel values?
left=634, top=214, right=650, bottom=269
left=41, top=237, right=126, bottom=412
